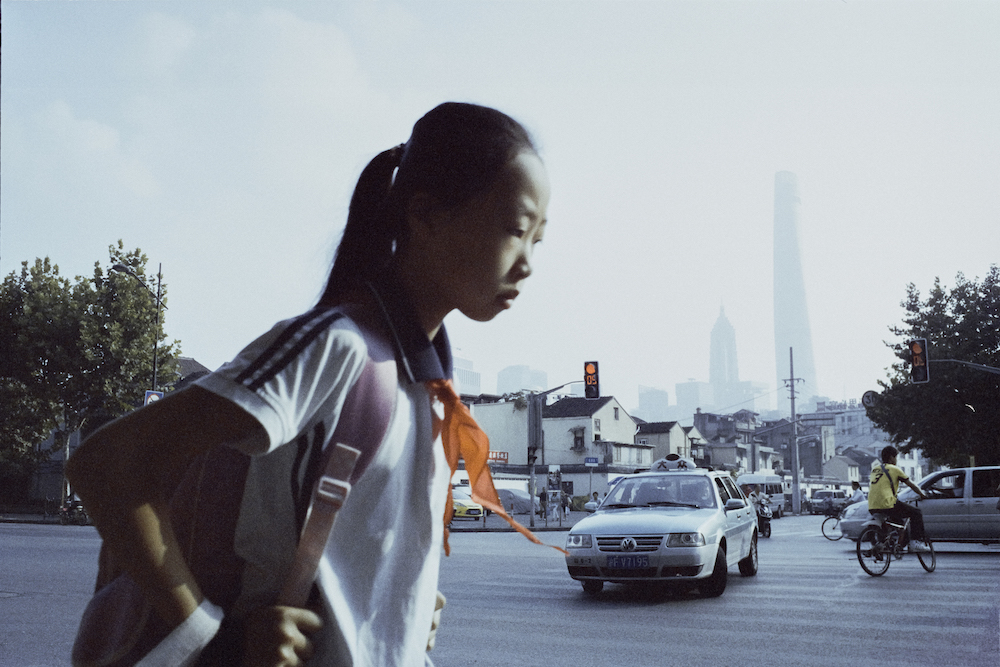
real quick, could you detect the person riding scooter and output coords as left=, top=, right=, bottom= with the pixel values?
left=743, top=484, right=772, bottom=538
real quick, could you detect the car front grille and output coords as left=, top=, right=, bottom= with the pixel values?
left=596, top=535, right=663, bottom=552
left=602, top=567, right=659, bottom=578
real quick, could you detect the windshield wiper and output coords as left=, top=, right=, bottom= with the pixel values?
left=601, top=503, right=636, bottom=509
left=645, top=501, right=700, bottom=509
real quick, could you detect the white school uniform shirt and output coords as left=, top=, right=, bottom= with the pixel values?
left=180, top=281, right=453, bottom=666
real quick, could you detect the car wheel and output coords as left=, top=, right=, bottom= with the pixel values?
left=701, top=546, right=728, bottom=597
left=738, top=534, right=758, bottom=576
left=582, top=580, right=603, bottom=595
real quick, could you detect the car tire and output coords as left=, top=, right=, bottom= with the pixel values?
left=738, top=534, right=758, bottom=576
left=701, top=546, right=728, bottom=597
left=582, top=580, right=604, bottom=595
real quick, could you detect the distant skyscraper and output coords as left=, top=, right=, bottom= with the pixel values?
left=773, top=171, right=818, bottom=414
left=636, top=385, right=670, bottom=422
left=675, top=380, right=714, bottom=421
left=453, top=357, right=481, bottom=396
left=709, top=306, right=741, bottom=411
left=497, top=365, right=547, bottom=395
left=710, top=307, right=739, bottom=385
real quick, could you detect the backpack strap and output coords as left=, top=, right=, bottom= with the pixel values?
left=278, top=314, right=397, bottom=607
left=879, top=462, right=898, bottom=497
left=278, top=444, right=358, bottom=606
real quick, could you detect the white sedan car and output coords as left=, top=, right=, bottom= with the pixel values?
left=565, top=466, right=759, bottom=597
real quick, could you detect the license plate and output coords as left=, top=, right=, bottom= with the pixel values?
left=606, top=555, right=649, bottom=569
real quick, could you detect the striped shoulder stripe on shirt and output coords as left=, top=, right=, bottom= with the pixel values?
left=235, top=309, right=346, bottom=392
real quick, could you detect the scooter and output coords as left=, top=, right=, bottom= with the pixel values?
left=59, top=500, right=89, bottom=526
left=755, top=497, right=773, bottom=538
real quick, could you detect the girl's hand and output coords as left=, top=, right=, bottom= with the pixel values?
left=243, top=605, right=323, bottom=667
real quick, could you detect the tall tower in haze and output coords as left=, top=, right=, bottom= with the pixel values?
left=709, top=306, right=739, bottom=406
left=773, top=171, right=818, bottom=415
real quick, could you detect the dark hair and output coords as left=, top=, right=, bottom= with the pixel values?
left=319, top=102, right=537, bottom=305
left=881, top=445, right=898, bottom=462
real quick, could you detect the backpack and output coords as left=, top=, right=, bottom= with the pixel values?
left=71, top=311, right=399, bottom=667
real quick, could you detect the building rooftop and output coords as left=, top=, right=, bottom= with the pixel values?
left=543, top=396, right=613, bottom=418
left=636, top=421, right=680, bottom=434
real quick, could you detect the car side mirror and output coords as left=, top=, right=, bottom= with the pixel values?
left=725, top=498, right=746, bottom=512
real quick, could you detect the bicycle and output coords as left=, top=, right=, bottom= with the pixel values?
left=856, top=505, right=935, bottom=576
left=821, top=506, right=844, bottom=541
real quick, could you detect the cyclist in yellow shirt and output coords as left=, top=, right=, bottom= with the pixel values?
left=869, top=446, right=931, bottom=552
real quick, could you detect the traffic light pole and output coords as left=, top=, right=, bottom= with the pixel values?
left=526, top=381, right=582, bottom=528
left=929, top=359, right=1000, bottom=376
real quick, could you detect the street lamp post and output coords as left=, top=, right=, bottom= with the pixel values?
left=112, top=263, right=167, bottom=392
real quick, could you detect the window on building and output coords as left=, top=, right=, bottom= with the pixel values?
left=594, top=418, right=601, bottom=432
left=614, top=407, right=619, bottom=420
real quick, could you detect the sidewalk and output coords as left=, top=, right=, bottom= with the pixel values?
left=0, top=512, right=60, bottom=525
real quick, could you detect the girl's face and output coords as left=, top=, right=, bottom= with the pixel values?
left=419, top=151, right=550, bottom=324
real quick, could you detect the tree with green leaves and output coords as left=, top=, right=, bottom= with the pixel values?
left=868, top=265, right=1000, bottom=467
left=0, top=242, right=180, bottom=503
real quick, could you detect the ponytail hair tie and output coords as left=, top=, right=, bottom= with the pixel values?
left=391, top=142, right=407, bottom=167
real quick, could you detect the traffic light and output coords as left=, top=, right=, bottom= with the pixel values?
left=908, top=338, right=929, bottom=383
left=584, top=361, right=600, bottom=399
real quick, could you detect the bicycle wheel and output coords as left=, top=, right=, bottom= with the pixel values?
left=857, top=527, right=890, bottom=576
left=822, top=516, right=843, bottom=541
left=917, top=538, right=936, bottom=572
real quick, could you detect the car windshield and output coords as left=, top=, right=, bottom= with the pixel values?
left=602, top=476, right=716, bottom=509
left=453, top=488, right=473, bottom=501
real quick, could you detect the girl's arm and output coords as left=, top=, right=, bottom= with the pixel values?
left=66, top=386, right=269, bottom=627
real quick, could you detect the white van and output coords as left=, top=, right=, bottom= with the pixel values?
left=736, top=473, right=785, bottom=517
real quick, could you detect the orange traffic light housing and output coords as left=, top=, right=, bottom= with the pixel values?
left=909, top=339, right=929, bottom=383
left=584, top=361, right=600, bottom=398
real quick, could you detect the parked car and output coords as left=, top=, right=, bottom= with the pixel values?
left=496, top=488, right=540, bottom=515
left=809, top=490, right=849, bottom=514
left=840, top=466, right=1000, bottom=543
left=451, top=487, right=484, bottom=520
left=564, top=466, right=758, bottom=598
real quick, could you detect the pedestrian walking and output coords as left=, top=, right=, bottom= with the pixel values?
left=67, top=102, right=552, bottom=667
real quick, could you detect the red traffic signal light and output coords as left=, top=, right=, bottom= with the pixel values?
left=909, top=339, right=929, bottom=383
left=584, top=361, right=600, bottom=398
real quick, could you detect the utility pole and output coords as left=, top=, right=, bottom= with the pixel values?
left=784, top=347, right=804, bottom=515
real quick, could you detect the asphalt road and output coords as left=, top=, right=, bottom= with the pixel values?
left=432, top=513, right=1000, bottom=667
left=1, top=514, right=997, bottom=666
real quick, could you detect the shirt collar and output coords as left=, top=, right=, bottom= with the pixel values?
left=366, top=271, right=452, bottom=384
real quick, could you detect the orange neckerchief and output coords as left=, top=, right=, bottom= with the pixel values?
left=425, top=379, right=567, bottom=556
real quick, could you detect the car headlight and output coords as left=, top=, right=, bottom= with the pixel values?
left=666, top=533, right=706, bottom=547
left=566, top=534, right=593, bottom=549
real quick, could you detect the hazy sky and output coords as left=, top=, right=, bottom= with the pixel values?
left=3, top=1, right=998, bottom=416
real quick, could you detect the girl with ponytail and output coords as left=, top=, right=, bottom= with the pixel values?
left=68, top=102, right=551, bottom=667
